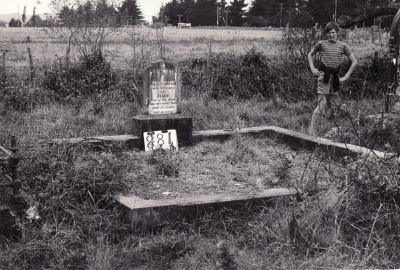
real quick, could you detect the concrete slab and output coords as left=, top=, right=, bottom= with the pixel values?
left=116, top=188, right=300, bottom=231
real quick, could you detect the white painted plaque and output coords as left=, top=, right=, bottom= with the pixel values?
left=144, top=129, right=178, bottom=151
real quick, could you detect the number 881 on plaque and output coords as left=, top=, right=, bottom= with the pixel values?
left=144, top=130, right=178, bottom=151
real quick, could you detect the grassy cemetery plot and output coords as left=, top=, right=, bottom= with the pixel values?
left=120, top=136, right=347, bottom=201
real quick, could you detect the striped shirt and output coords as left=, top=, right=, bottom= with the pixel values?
left=314, top=40, right=352, bottom=69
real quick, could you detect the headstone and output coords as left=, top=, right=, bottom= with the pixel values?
left=133, top=60, right=193, bottom=150
left=142, top=60, right=180, bottom=115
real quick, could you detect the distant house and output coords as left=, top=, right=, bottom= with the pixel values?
left=25, top=15, right=44, bottom=27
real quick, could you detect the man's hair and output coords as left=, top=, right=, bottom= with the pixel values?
left=325, top=22, right=339, bottom=33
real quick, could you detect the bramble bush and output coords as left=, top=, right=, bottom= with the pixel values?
left=0, top=52, right=144, bottom=113
left=341, top=54, right=390, bottom=100
left=0, top=73, right=54, bottom=112
left=180, top=48, right=316, bottom=102
left=41, top=51, right=116, bottom=101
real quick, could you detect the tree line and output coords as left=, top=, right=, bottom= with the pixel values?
left=7, top=6, right=40, bottom=27
left=161, top=0, right=400, bottom=27
left=7, top=0, right=400, bottom=29
left=54, top=0, right=142, bottom=27
left=6, top=0, right=142, bottom=27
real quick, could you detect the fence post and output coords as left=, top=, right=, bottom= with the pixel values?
left=0, top=135, right=27, bottom=210
left=379, top=22, right=382, bottom=44
left=1, top=50, right=7, bottom=83
left=65, top=46, right=70, bottom=69
left=0, top=135, right=27, bottom=239
left=386, top=36, right=396, bottom=113
left=9, top=135, right=27, bottom=212
left=371, top=27, right=375, bottom=44
left=27, top=47, right=35, bottom=80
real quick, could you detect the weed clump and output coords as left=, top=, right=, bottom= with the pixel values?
left=148, top=148, right=180, bottom=177
left=224, top=135, right=258, bottom=164
left=273, top=152, right=294, bottom=185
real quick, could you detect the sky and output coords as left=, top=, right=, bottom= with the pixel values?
left=0, top=0, right=252, bottom=22
left=0, top=0, right=53, bottom=16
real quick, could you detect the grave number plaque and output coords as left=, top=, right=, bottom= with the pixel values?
left=144, top=130, right=178, bottom=151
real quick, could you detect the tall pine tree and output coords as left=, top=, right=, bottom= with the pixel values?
left=181, top=0, right=196, bottom=24
left=191, top=0, right=218, bottom=26
left=32, top=6, right=36, bottom=27
left=9, top=18, right=16, bottom=27
left=228, top=0, right=247, bottom=26
left=119, top=0, right=143, bottom=24
left=164, top=0, right=186, bottom=26
left=247, top=0, right=269, bottom=18
left=22, top=6, right=26, bottom=26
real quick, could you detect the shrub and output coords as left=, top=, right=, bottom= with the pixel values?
left=181, top=47, right=317, bottom=102
left=181, top=49, right=273, bottom=100
left=0, top=73, right=54, bottom=112
left=342, top=54, right=390, bottom=100
left=41, top=51, right=116, bottom=102
left=224, top=134, right=258, bottom=164
left=244, top=16, right=269, bottom=27
left=148, top=148, right=180, bottom=177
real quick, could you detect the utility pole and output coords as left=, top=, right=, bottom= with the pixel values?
left=334, top=0, right=337, bottom=22
left=217, top=7, right=219, bottom=28
left=277, top=3, right=284, bottom=28
left=177, top=14, right=182, bottom=28
left=161, top=9, right=164, bottom=28
left=225, top=10, right=228, bottom=27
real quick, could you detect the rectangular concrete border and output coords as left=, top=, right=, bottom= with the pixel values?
left=51, top=125, right=394, bottom=230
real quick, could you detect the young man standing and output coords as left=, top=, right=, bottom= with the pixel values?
left=308, top=22, right=357, bottom=136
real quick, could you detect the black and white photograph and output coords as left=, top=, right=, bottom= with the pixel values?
left=1, top=0, right=400, bottom=269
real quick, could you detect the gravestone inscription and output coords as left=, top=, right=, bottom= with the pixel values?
left=142, top=60, right=180, bottom=115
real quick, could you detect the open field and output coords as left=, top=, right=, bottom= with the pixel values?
left=0, top=27, right=281, bottom=69
left=0, top=27, right=281, bottom=42
left=0, top=26, right=390, bottom=70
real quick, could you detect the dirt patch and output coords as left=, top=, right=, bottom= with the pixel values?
left=121, top=135, right=348, bottom=200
